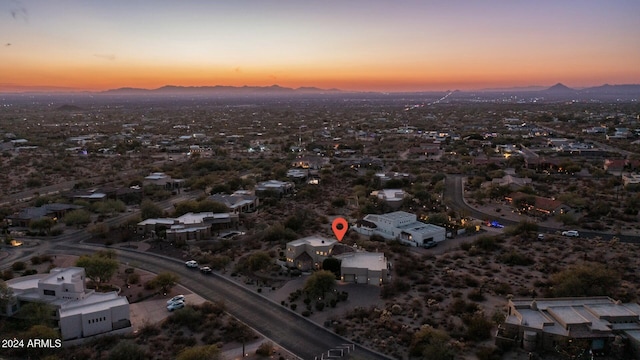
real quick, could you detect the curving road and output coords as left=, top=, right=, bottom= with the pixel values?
left=444, top=175, right=640, bottom=243
left=38, top=241, right=390, bottom=360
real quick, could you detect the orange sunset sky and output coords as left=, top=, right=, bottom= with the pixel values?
left=2, top=1, right=640, bottom=92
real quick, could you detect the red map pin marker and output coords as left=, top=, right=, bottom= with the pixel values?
left=332, top=217, right=348, bottom=242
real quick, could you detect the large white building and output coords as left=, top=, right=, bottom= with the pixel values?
left=4, top=267, right=131, bottom=341
left=354, top=211, right=446, bottom=247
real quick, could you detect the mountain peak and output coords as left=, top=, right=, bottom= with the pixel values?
left=545, top=83, right=575, bottom=92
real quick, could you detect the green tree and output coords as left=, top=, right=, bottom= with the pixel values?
left=173, top=200, right=199, bottom=217
left=140, top=199, right=163, bottom=220
left=76, top=251, right=119, bottom=287
left=18, top=302, right=55, bottom=328
left=197, top=200, right=229, bottom=213
left=247, top=251, right=272, bottom=272
left=29, top=218, right=55, bottom=235
left=62, top=209, right=91, bottom=227
left=177, top=345, right=221, bottom=360
left=410, top=326, right=454, bottom=359
left=550, top=263, right=620, bottom=297
left=148, top=272, right=179, bottom=294
left=108, top=340, right=147, bottom=360
left=303, top=270, right=336, bottom=299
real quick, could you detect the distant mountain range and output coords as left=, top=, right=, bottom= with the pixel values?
left=101, top=85, right=340, bottom=95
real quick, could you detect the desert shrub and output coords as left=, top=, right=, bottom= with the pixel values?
left=381, top=279, right=411, bottom=299
left=12, top=261, right=26, bottom=271
left=301, top=310, right=311, bottom=317
left=127, top=273, right=140, bottom=284
left=473, top=236, right=502, bottom=252
left=197, top=301, right=225, bottom=315
left=467, top=289, right=486, bottom=302
left=255, top=342, right=274, bottom=357
left=498, top=250, right=534, bottom=266
left=315, top=302, right=325, bottom=311
left=166, top=307, right=201, bottom=331
left=464, top=314, right=493, bottom=341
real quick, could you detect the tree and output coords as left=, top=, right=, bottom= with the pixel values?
left=18, top=302, right=55, bottom=328
left=410, top=326, right=454, bottom=359
left=29, top=218, right=55, bottom=235
left=62, top=209, right=91, bottom=227
left=322, top=258, right=341, bottom=278
left=197, top=200, right=229, bottom=213
left=148, top=272, right=179, bottom=294
left=177, top=345, right=221, bottom=360
left=140, top=199, right=163, bottom=220
left=303, top=270, right=336, bottom=299
left=550, top=263, right=620, bottom=297
left=246, top=251, right=272, bottom=272
left=0, top=280, right=14, bottom=315
left=76, top=251, right=119, bottom=287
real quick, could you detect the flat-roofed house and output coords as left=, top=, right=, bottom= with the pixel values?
left=497, top=297, right=640, bottom=358
left=339, top=252, right=388, bottom=285
left=4, top=267, right=131, bottom=341
left=354, top=211, right=446, bottom=247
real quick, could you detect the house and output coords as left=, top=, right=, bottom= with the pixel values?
left=7, top=203, right=83, bottom=228
left=285, top=236, right=337, bottom=271
left=255, top=180, right=294, bottom=198
left=506, top=192, right=570, bottom=216
left=339, top=252, right=388, bottom=285
left=604, top=159, right=626, bottom=174
left=208, top=191, right=259, bottom=214
left=137, top=212, right=239, bottom=241
left=143, top=172, right=184, bottom=190
left=370, top=189, right=407, bottom=208
left=354, top=211, right=446, bottom=247
left=3, top=267, right=131, bottom=342
left=487, top=175, right=532, bottom=189
left=497, top=297, right=640, bottom=358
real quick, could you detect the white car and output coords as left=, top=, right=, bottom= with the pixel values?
left=167, top=300, right=185, bottom=312
left=185, top=260, right=198, bottom=268
left=167, top=295, right=185, bottom=305
left=562, top=230, right=579, bottom=237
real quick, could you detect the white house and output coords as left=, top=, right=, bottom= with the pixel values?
left=339, top=252, right=388, bottom=285
left=137, top=212, right=239, bottom=241
left=4, top=267, right=131, bottom=341
left=354, top=211, right=446, bottom=247
left=370, top=189, right=407, bottom=208
left=255, top=180, right=295, bottom=197
left=208, top=191, right=259, bottom=214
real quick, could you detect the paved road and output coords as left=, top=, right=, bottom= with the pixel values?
left=50, top=242, right=389, bottom=360
left=444, top=174, right=640, bottom=243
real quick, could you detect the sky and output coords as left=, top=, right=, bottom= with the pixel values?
left=2, top=0, right=640, bottom=92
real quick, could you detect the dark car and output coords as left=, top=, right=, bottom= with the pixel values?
left=423, top=240, right=438, bottom=249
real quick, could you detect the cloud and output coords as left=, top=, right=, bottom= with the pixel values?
left=93, top=54, right=116, bottom=61
left=9, top=1, right=28, bottom=22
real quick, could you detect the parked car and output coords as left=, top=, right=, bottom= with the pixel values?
left=423, top=240, right=438, bottom=249
left=167, top=300, right=185, bottom=312
left=185, top=260, right=198, bottom=268
left=167, top=295, right=185, bottom=305
left=537, top=233, right=545, bottom=240
left=562, top=230, right=579, bottom=237
left=200, top=266, right=212, bottom=274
